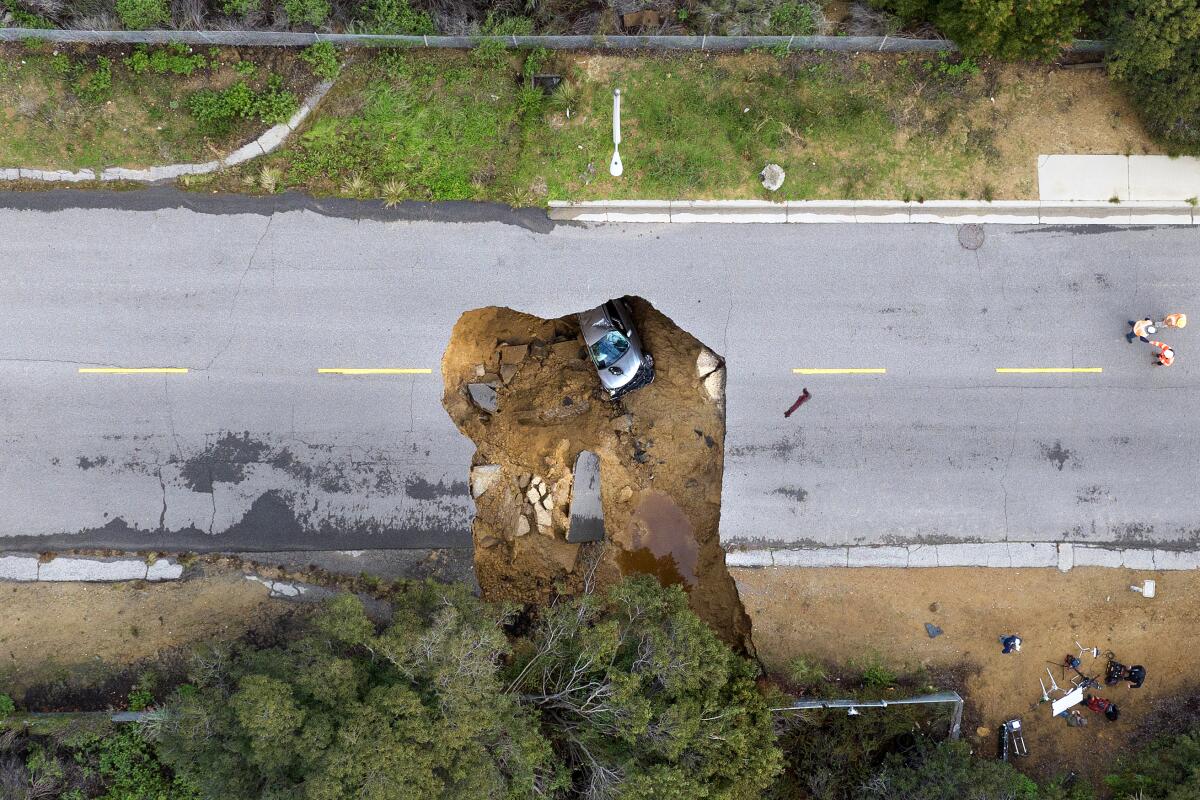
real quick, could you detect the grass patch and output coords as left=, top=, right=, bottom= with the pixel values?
left=201, top=49, right=1152, bottom=204
left=0, top=42, right=317, bottom=172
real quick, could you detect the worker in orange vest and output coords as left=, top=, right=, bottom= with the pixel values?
left=1130, top=318, right=1157, bottom=342
left=1162, top=313, right=1187, bottom=329
left=1148, top=341, right=1175, bottom=366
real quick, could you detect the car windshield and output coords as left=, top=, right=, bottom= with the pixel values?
left=590, top=331, right=630, bottom=368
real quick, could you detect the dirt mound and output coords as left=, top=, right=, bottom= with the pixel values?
left=441, top=298, right=752, bottom=652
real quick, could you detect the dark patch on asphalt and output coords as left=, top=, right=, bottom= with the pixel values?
left=772, top=487, right=808, bottom=502
left=404, top=476, right=469, bottom=500
left=1114, top=522, right=1155, bottom=543
left=0, top=187, right=558, bottom=234
left=880, top=533, right=984, bottom=546
left=1013, top=225, right=1162, bottom=235
left=1094, top=273, right=1112, bottom=289
left=1076, top=485, right=1113, bottom=505
left=180, top=432, right=271, bottom=493
left=76, top=455, right=109, bottom=470
left=1038, top=439, right=1075, bottom=471
left=728, top=435, right=801, bottom=460
left=223, top=490, right=303, bottom=541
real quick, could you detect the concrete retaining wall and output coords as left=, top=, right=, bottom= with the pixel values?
left=0, top=554, right=183, bottom=582
left=726, top=542, right=1200, bottom=572
left=549, top=199, right=1199, bottom=225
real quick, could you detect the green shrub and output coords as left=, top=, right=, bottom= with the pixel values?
left=872, top=0, right=1084, bottom=59
left=283, top=0, right=329, bottom=27
left=1109, top=0, right=1200, bottom=149
left=72, top=57, right=112, bottom=104
left=300, top=41, right=341, bottom=80
left=0, top=693, right=14, bottom=718
left=187, top=76, right=298, bottom=133
left=125, top=43, right=208, bottom=76
left=234, top=59, right=257, bottom=76
left=1105, top=727, right=1200, bottom=798
left=787, top=656, right=829, bottom=688
left=219, top=0, right=260, bottom=15
left=855, top=653, right=898, bottom=688
left=770, top=1, right=818, bottom=34
left=8, top=6, right=55, bottom=27
left=353, top=0, right=435, bottom=34
left=472, top=36, right=509, bottom=68
left=482, top=10, right=535, bottom=35
left=874, top=740, right=1040, bottom=799
left=115, top=0, right=169, bottom=29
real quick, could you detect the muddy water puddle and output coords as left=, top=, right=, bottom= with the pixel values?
left=618, top=491, right=698, bottom=588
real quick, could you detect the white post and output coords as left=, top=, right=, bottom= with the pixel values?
left=609, top=89, right=623, bottom=177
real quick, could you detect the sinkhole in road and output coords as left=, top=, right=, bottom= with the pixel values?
left=441, top=298, right=754, bottom=652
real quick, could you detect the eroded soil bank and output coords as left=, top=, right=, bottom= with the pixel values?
left=441, top=299, right=752, bottom=651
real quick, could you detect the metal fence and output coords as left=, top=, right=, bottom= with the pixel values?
left=0, top=27, right=1108, bottom=54
left=773, top=691, right=965, bottom=740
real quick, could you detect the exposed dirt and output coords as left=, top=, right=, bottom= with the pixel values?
left=0, top=571, right=289, bottom=698
left=441, top=299, right=753, bottom=651
left=734, top=566, right=1200, bottom=785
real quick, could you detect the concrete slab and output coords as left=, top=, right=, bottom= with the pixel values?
left=1128, top=155, right=1200, bottom=201
left=1120, top=549, right=1156, bottom=570
left=847, top=545, right=909, bottom=567
left=773, top=548, right=848, bottom=567
left=785, top=200, right=857, bottom=223
left=725, top=550, right=773, bottom=567
left=853, top=201, right=910, bottom=223
left=1152, top=550, right=1200, bottom=570
left=671, top=200, right=786, bottom=223
left=906, top=545, right=939, bottom=567
left=1072, top=546, right=1122, bottom=568
left=18, top=169, right=45, bottom=180
left=1125, top=202, right=1194, bottom=225
left=0, top=168, right=20, bottom=181
left=1007, top=541, right=1057, bottom=568
left=38, top=557, right=146, bottom=581
left=935, top=542, right=1003, bottom=567
left=547, top=201, right=608, bottom=222
left=286, top=103, right=313, bottom=131
left=146, top=559, right=184, bottom=580
left=1038, top=202, right=1131, bottom=225
left=0, top=555, right=39, bottom=581
left=608, top=201, right=670, bottom=223
left=1057, top=542, right=1074, bottom=572
left=1038, top=154, right=1129, bottom=201
left=223, top=140, right=266, bottom=167
left=909, top=200, right=1040, bottom=225
left=566, top=450, right=605, bottom=543
left=255, top=123, right=291, bottom=154
left=101, top=167, right=153, bottom=181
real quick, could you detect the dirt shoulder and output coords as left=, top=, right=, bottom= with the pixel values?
left=0, top=571, right=289, bottom=698
left=734, top=566, right=1200, bottom=784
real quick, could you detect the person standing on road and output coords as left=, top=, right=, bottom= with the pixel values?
left=1130, top=318, right=1157, bottom=343
left=1148, top=341, right=1175, bottom=366
left=1162, top=313, right=1187, bottom=329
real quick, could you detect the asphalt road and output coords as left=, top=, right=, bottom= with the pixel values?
left=2, top=191, right=1198, bottom=552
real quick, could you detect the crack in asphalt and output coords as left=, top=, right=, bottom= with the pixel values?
left=204, top=215, right=273, bottom=371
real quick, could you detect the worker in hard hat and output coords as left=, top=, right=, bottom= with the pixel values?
left=1129, top=317, right=1157, bottom=343
left=1162, top=313, right=1187, bottom=329
left=1148, top=341, right=1175, bottom=366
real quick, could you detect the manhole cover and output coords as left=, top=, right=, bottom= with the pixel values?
left=958, top=224, right=985, bottom=250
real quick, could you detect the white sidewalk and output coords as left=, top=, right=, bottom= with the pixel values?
left=1038, top=154, right=1200, bottom=202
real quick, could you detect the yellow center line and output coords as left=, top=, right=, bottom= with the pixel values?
left=793, top=368, right=887, bottom=375
left=318, top=368, right=433, bottom=375
left=78, top=367, right=189, bottom=374
left=995, top=367, right=1103, bottom=374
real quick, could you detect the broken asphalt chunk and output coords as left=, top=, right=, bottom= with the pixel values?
left=467, top=382, right=498, bottom=413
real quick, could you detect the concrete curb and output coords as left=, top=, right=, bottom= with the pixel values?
left=725, top=543, right=1200, bottom=571
left=0, top=554, right=183, bottom=582
left=0, top=80, right=333, bottom=184
left=548, top=199, right=1199, bottom=225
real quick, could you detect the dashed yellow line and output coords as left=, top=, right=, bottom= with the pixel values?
left=78, top=367, right=189, bottom=374
left=793, top=368, right=887, bottom=375
left=317, top=368, right=432, bottom=375
left=995, top=367, right=1102, bottom=374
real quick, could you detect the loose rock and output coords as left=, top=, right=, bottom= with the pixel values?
left=702, top=368, right=725, bottom=403
left=526, top=485, right=542, bottom=505
left=467, top=383, right=499, bottom=413
left=516, top=515, right=531, bottom=536
left=611, top=414, right=633, bottom=433
left=473, top=364, right=486, bottom=377
left=696, top=348, right=722, bottom=379
left=618, top=486, right=634, bottom=502
left=500, top=364, right=519, bottom=384
left=518, top=474, right=531, bottom=489
left=479, top=535, right=500, bottom=549
left=500, top=344, right=529, bottom=365
left=534, top=504, right=552, bottom=530
left=470, top=464, right=502, bottom=498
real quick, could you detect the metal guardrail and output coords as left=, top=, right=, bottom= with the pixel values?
left=0, top=27, right=1109, bottom=54
left=773, top=691, right=964, bottom=740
